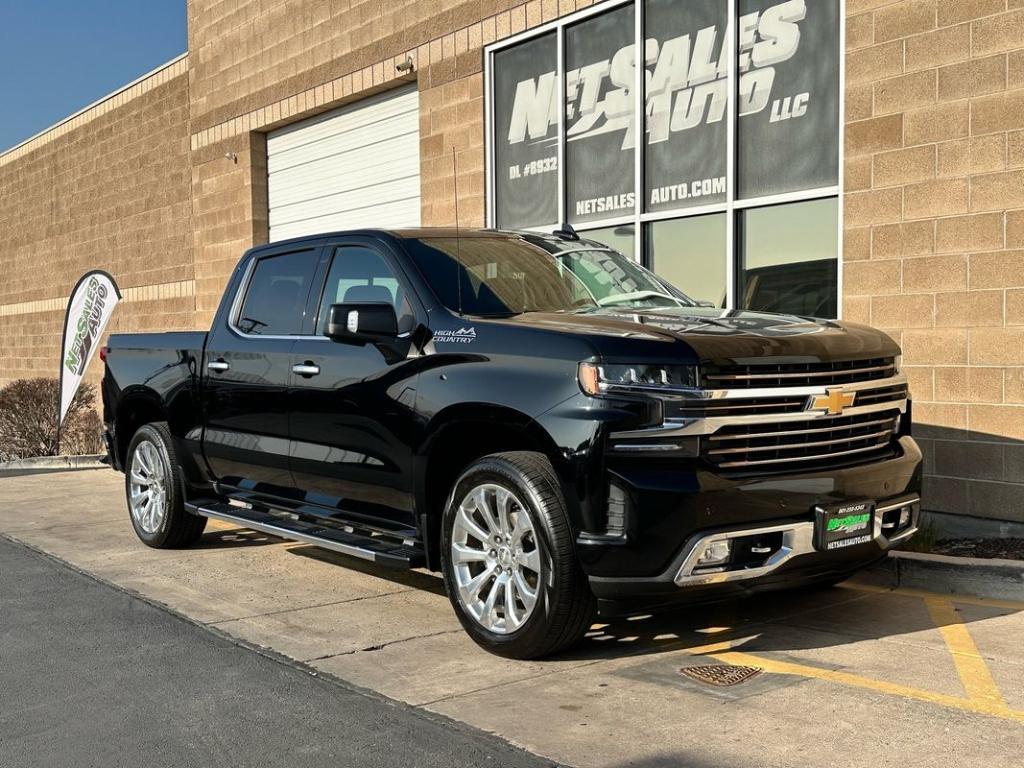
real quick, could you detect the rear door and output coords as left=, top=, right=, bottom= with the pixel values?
left=202, top=244, right=323, bottom=495
left=287, top=237, right=422, bottom=529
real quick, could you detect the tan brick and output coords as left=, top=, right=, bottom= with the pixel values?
left=935, top=366, right=1004, bottom=402
left=1011, top=49, right=1024, bottom=89
left=935, top=290, right=1005, bottom=326
left=969, top=404, right=1024, bottom=440
left=902, top=329, right=969, bottom=364
left=971, top=170, right=1024, bottom=212
left=939, top=55, right=1007, bottom=101
left=937, top=135, right=1006, bottom=177
left=969, top=250, right=1024, bottom=289
left=873, top=145, right=936, bottom=187
left=845, top=155, right=873, bottom=191
left=939, top=0, right=1008, bottom=26
left=845, top=114, right=904, bottom=157
left=843, top=259, right=902, bottom=296
left=915, top=401, right=969, bottom=430
left=971, top=9, right=1024, bottom=56
left=847, top=12, right=874, bottom=50
left=905, top=366, right=935, bottom=400
left=844, top=226, right=872, bottom=261
left=844, top=187, right=904, bottom=228
left=1008, top=209, right=1024, bottom=247
left=1006, top=288, right=1024, bottom=324
left=871, top=294, right=935, bottom=328
left=874, top=70, right=936, bottom=115
left=847, top=41, right=904, bottom=85
left=845, top=83, right=874, bottom=121
left=872, top=221, right=936, bottom=257
left=1010, top=131, right=1024, bottom=167
left=903, top=254, right=969, bottom=291
left=904, top=23, right=970, bottom=72
left=1006, top=368, right=1024, bottom=403
left=904, top=101, right=970, bottom=145
left=935, top=212, right=1005, bottom=253
left=875, top=0, right=937, bottom=42
left=904, top=178, right=969, bottom=219
left=971, top=88, right=1024, bottom=136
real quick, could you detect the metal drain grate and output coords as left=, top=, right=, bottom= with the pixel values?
left=680, top=664, right=762, bottom=687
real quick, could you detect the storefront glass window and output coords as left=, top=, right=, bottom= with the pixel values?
left=738, top=198, right=838, bottom=318
left=580, top=224, right=636, bottom=260
left=646, top=214, right=726, bottom=307
left=736, top=0, right=840, bottom=200
left=493, top=32, right=559, bottom=230
left=486, top=0, right=843, bottom=319
left=644, top=0, right=728, bottom=213
left=565, top=4, right=636, bottom=226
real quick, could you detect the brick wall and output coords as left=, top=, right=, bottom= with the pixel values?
left=842, top=0, right=1024, bottom=523
left=0, top=58, right=195, bottom=390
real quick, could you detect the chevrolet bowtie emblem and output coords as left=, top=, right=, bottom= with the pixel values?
left=809, top=387, right=857, bottom=415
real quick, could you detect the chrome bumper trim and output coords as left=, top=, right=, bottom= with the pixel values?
left=673, top=496, right=920, bottom=587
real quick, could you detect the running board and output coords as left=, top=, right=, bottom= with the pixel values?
left=186, top=500, right=425, bottom=569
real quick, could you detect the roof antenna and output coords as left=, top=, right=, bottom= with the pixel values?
left=553, top=222, right=580, bottom=241
left=452, top=146, right=463, bottom=316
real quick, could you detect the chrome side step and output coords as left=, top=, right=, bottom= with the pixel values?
left=186, top=500, right=424, bottom=569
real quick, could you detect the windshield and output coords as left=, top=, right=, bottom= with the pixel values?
left=404, top=237, right=694, bottom=316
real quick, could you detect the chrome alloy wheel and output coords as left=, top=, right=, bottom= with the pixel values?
left=129, top=440, right=168, bottom=535
left=451, top=483, right=541, bottom=634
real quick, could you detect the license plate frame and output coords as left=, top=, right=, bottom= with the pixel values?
left=814, top=501, right=875, bottom=552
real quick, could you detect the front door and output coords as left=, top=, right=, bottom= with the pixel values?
left=288, top=239, right=422, bottom=530
left=202, top=245, right=322, bottom=496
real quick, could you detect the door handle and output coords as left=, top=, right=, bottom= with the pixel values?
left=207, top=359, right=230, bottom=373
left=292, top=362, right=320, bottom=377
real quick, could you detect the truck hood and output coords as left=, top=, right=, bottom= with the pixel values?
left=490, top=306, right=900, bottom=364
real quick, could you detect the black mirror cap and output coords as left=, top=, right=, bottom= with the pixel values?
left=325, top=302, right=399, bottom=343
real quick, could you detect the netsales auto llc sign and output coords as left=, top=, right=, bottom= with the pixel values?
left=492, top=0, right=839, bottom=227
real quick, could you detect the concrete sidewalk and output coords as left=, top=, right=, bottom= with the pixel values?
left=2, top=469, right=1023, bottom=768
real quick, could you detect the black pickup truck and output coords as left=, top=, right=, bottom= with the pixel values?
left=102, top=228, right=921, bottom=658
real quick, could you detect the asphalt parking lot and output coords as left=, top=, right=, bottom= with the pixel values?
left=2, top=469, right=1023, bottom=768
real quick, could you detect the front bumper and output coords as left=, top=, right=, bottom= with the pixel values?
left=578, top=435, right=923, bottom=611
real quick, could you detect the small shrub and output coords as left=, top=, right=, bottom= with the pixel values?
left=0, top=378, right=103, bottom=461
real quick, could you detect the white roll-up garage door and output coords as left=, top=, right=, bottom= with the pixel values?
left=266, top=85, right=421, bottom=241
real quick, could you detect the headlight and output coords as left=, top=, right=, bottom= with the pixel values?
left=578, top=362, right=698, bottom=396
left=893, top=354, right=902, bottom=375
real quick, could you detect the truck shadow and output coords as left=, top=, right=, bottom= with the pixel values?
left=556, top=580, right=1021, bottom=663
left=191, top=527, right=281, bottom=549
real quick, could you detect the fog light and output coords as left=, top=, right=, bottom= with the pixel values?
left=697, top=540, right=732, bottom=566
left=899, top=506, right=912, bottom=527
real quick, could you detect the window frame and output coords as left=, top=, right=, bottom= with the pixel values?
left=229, top=246, right=326, bottom=340
left=483, top=0, right=846, bottom=318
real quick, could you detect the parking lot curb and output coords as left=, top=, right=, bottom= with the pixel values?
left=858, top=550, right=1024, bottom=602
left=0, top=455, right=107, bottom=477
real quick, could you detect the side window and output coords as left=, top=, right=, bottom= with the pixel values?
left=318, top=246, right=412, bottom=333
left=237, top=250, right=319, bottom=335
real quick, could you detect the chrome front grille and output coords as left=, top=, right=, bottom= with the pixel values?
left=609, top=362, right=911, bottom=475
left=702, top=357, right=896, bottom=388
left=704, top=409, right=901, bottom=472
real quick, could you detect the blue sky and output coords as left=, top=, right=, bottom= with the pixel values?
left=0, top=1, right=187, bottom=153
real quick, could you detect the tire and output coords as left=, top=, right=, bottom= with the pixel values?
left=440, top=451, right=595, bottom=659
left=124, top=422, right=206, bottom=548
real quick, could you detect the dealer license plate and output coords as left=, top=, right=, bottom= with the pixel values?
left=814, top=501, right=875, bottom=551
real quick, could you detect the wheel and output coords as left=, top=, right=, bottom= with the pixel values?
left=125, top=422, right=206, bottom=548
left=440, top=451, right=595, bottom=659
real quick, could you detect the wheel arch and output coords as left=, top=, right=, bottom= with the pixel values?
left=115, top=387, right=167, bottom=467
left=415, top=404, right=572, bottom=571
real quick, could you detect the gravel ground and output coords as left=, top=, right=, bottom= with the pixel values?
left=932, top=538, right=1024, bottom=561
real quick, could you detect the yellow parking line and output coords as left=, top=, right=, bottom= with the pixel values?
left=925, top=597, right=1007, bottom=710
left=841, top=582, right=1024, bottom=612
left=706, top=649, right=1024, bottom=725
